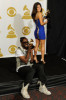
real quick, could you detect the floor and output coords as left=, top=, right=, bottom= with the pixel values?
left=0, top=85, right=66, bottom=100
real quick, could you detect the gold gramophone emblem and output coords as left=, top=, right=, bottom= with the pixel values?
left=8, top=45, right=17, bottom=54
left=22, top=26, right=31, bottom=35
left=0, top=48, right=3, bottom=57
left=7, top=24, right=17, bottom=38
left=22, top=5, right=32, bottom=19
left=45, top=9, right=50, bottom=16
left=29, top=39, right=34, bottom=49
left=30, top=39, right=34, bottom=42
left=39, top=0, right=43, bottom=1
left=38, top=44, right=41, bottom=52
left=42, top=8, right=45, bottom=16
left=29, top=38, right=34, bottom=45
left=7, top=7, right=16, bottom=17
left=0, top=16, right=2, bottom=19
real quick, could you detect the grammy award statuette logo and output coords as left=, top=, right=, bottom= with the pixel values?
left=22, top=5, right=32, bottom=19
left=38, top=45, right=41, bottom=52
left=0, top=16, right=2, bottom=19
left=0, top=48, right=3, bottom=57
left=42, top=8, right=45, bottom=16
left=7, top=24, right=17, bottom=38
left=39, top=0, right=44, bottom=1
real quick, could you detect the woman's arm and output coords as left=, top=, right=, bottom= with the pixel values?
left=38, top=12, right=48, bottom=25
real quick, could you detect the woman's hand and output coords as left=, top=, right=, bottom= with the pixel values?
left=38, top=12, right=48, bottom=25
left=44, top=19, right=48, bottom=24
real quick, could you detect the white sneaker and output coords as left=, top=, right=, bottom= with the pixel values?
left=21, top=83, right=30, bottom=99
left=39, top=84, right=51, bottom=95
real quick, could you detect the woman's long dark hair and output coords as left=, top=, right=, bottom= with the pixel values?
left=31, top=2, right=42, bottom=21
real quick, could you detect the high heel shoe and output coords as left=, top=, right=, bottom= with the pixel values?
left=41, top=59, right=46, bottom=64
left=33, top=58, right=39, bottom=64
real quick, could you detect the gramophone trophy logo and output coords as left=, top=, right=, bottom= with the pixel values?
left=0, top=48, right=3, bottom=57
left=0, top=16, right=2, bottom=19
left=22, top=5, right=32, bottom=19
left=39, top=0, right=44, bottom=1
left=7, top=24, right=17, bottom=38
left=22, top=26, right=31, bottom=35
left=0, top=30, right=1, bottom=33
left=8, top=45, right=17, bottom=54
left=0, top=10, right=2, bottom=19
left=42, top=8, right=45, bottom=16
left=29, top=39, right=34, bottom=49
left=38, top=44, right=41, bottom=52
left=7, top=7, right=16, bottom=17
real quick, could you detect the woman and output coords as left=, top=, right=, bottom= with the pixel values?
left=31, top=2, right=48, bottom=63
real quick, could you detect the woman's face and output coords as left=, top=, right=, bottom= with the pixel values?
left=37, top=5, right=41, bottom=12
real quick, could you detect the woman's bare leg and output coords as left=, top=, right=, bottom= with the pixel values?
left=34, top=39, right=40, bottom=62
left=40, top=39, right=45, bottom=63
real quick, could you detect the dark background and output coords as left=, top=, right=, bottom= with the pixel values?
left=47, top=0, right=66, bottom=58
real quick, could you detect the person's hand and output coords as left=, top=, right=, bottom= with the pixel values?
left=44, top=19, right=48, bottom=24
left=28, top=47, right=31, bottom=53
left=29, top=43, right=33, bottom=49
left=28, top=44, right=32, bottom=53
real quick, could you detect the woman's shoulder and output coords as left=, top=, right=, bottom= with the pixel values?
left=35, top=12, right=42, bottom=19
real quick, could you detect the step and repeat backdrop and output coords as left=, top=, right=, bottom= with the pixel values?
left=0, top=0, right=47, bottom=58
